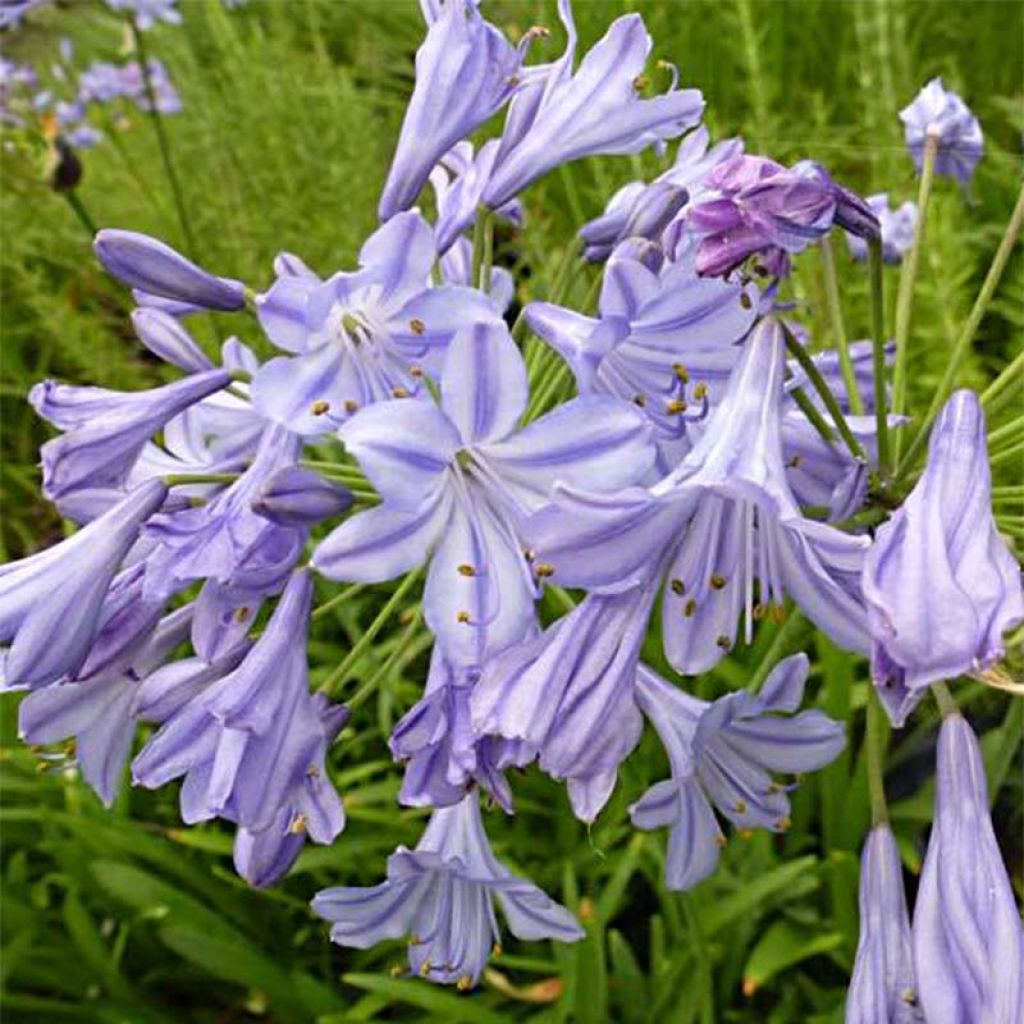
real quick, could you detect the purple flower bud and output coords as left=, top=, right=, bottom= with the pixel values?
left=94, top=229, right=246, bottom=311
left=913, top=714, right=1023, bottom=1022
left=251, top=466, right=353, bottom=527
left=846, top=194, right=917, bottom=264
left=580, top=179, right=689, bottom=263
left=131, top=308, right=214, bottom=372
left=0, top=479, right=167, bottom=689
left=900, top=78, right=983, bottom=186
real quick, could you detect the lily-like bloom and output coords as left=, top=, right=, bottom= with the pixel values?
left=471, top=585, right=651, bottom=822
left=311, top=793, right=583, bottom=987
left=0, top=479, right=167, bottom=689
left=846, top=825, right=922, bottom=1024
left=132, top=570, right=345, bottom=837
left=899, top=78, right=983, bottom=186
left=94, top=230, right=245, bottom=311
left=913, top=714, right=1023, bottom=1023
left=846, top=193, right=917, bottom=264
left=525, top=242, right=756, bottom=466
left=18, top=605, right=192, bottom=806
left=106, top=0, right=181, bottom=30
left=525, top=318, right=871, bottom=675
left=250, top=211, right=499, bottom=434
left=377, top=0, right=523, bottom=221
left=481, top=1, right=704, bottom=212
left=862, top=390, right=1023, bottom=725
left=313, top=318, right=655, bottom=668
left=30, top=369, right=230, bottom=502
left=630, top=654, right=845, bottom=889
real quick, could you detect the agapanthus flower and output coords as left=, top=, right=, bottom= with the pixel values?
left=471, top=584, right=651, bottom=822
left=377, top=0, right=524, bottom=220
left=846, top=193, right=916, bottom=264
left=251, top=466, right=353, bottom=528
left=480, top=0, right=704, bottom=212
left=250, top=210, right=500, bottom=434
left=913, top=713, right=1023, bottom=1023
left=106, top=0, right=181, bottom=31
left=94, top=229, right=246, bottom=311
left=131, top=307, right=214, bottom=372
left=525, top=240, right=756, bottom=467
left=862, top=390, right=1023, bottom=725
left=313, top=319, right=655, bottom=668
left=630, top=654, right=845, bottom=889
left=439, top=235, right=515, bottom=313
left=0, top=479, right=167, bottom=689
left=899, top=77, right=983, bottom=186
left=525, top=318, right=871, bottom=675
left=846, top=825, right=922, bottom=1023
left=18, top=605, right=193, bottom=805
left=133, top=569, right=346, bottom=840
left=581, top=126, right=743, bottom=262
left=311, top=793, right=583, bottom=987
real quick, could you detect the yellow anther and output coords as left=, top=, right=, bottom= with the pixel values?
left=787, top=455, right=802, bottom=468
left=715, top=833, right=728, bottom=848
left=632, top=74, right=650, bottom=92
left=673, top=363, right=690, bottom=383
left=289, top=813, right=308, bottom=835
left=456, top=610, right=472, bottom=623
left=693, top=382, right=708, bottom=400
left=419, top=960, right=432, bottom=977
left=457, top=564, right=476, bottom=577
left=683, top=598, right=697, bottom=617
left=776, top=816, right=792, bottom=831
left=310, top=399, right=331, bottom=416
left=343, top=399, right=359, bottom=414
left=523, top=547, right=536, bottom=562
left=739, top=291, right=753, bottom=309
left=710, top=574, right=726, bottom=590
left=456, top=976, right=473, bottom=991
left=716, top=635, right=731, bottom=650
left=738, top=828, right=754, bottom=841
left=392, top=386, right=410, bottom=398
left=491, top=942, right=503, bottom=958
left=734, top=800, right=747, bottom=813
left=666, top=399, right=688, bottom=415
left=234, top=606, right=251, bottom=623
left=389, top=964, right=404, bottom=978
left=534, top=562, right=555, bottom=578
left=900, top=989, right=919, bottom=1006
left=410, top=364, right=424, bottom=378
left=632, top=393, right=647, bottom=407
left=752, top=603, right=766, bottom=621
left=670, top=578, right=686, bottom=595
left=409, top=932, right=421, bottom=945
left=409, top=317, right=425, bottom=335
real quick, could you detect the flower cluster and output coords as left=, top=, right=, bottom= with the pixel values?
left=2, top=0, right=1020, bottom=1003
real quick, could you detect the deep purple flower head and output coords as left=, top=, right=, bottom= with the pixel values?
left=862, top=390, right=1023, bottom=725
left=900, top=78, right=983, bottom=186
left=481, top=1, right=704, bottom=212
left=311, top=793, right=583, bottom=987
left=250, top=211, right=500, bottom=434
left=846, top=193, right=917, bottom=264
left=913, top=714, right=1023, bottom=1023
left=313, top=318, right=655, bottom=669
left=630, top=654, right=845, bottom=889
left=377, top=0, right=523, bottom=220
left=94, top=230, right=246, bottom=311
left=0, top=479, right=167, bottom=689
left=471, top=584, right=651, bottom=822
left=846, top=825, right=922, bottom=1023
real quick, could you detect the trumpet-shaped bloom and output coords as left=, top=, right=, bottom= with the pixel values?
left=377, top=0, right=523, bottom=220
left=846, top=193, right=917, bottom=264
left=899, top=78, right=983, bottom=186
left=862, top=390, right=1023, bottom=725
left=313, top=319, right=655, bottom=668
left=0, top=480, right=167, bottom=689
left=250, top=211, right=500, bottom=434
left=94, top=230, right=245, bottom=311
left=912, top=714, right=1023, bottom=1023
left=846, top=825, right=922, bottom=1024
left=471, top=585, right=651, bottom=822
left=630, top=654, right=845, bottom=889
left=311, top=793, right=583, bottom=986
left=132, top=570, right=345, bottom=836
left=481, top=1, right=704, bottom=212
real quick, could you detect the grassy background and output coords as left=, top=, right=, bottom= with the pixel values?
left=1, top=1, right=1022, bottom=1021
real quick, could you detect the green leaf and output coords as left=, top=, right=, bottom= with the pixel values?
left=340, top=973, right=510, bottom=1023
left=702, top=856, right=819, bottom=935
left=743, top=920, right=844, bottom=995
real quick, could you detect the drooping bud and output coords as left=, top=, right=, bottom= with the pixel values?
left=252, top=466, right=354, bottom=527
left=131, top=307, right=215, bottom=373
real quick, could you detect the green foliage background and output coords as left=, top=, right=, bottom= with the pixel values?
left=1, top=1, right=1021, bottom=1021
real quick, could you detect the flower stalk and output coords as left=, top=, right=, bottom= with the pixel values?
left=865, top=687, right=889, bottom=826
left=819, top=235, right=864, bottom=414
left=867, top=237, right=891, bottom=478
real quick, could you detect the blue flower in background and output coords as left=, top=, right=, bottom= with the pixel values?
left=900, top=77, right=983, bottom=186
left=312, top=793, right=583, bottom=987
left=107, top=0, right=181, bottom=31
left=846, top=193, right=917, bottom=264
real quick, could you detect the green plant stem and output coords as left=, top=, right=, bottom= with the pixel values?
left=131, top=18, right=198, bottom=257
left=897, top=182, right=1024, bottom=477
left=891, top=132, right=939, bottom=463
left=479, top=211, right=494, bottom=292
left=988, top=439, right=1024, bottom=471
left=345, top=607, right=423, bottom=713
left=987, top=413, right=1024, bottom=450
left=820, top=235, right=864, bottom=414
left=311, top=583, right=365, bottom=622
left=748, top=610, right=808, bottom=692
left=782, top=325, right=869, bottom=464
left=981, top=349, right=1024, bottom=409
left=790, top=387, right=837, bottom=445
left=163, top=472, right=240, bottom=486
left=931, top=680, right=958, bottom=717
left=61, top=190, right=98, bottom=237
left=318, top=570, right=422, bottom=698
left=471, top=207, right=490, bottom=292
left=865, top=687, right=889, bottom=826
left=867, top=238, right=891, bottom=478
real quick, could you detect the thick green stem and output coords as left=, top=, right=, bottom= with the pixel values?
left=820, top=236, right=864, bottom=414
left=867, top=238, right=891, bottom=478
left=891, top=132, right=939, bottom=463
left=163, top=472, right=240, bottom=486
left=61, top=190, right=98, bottom=237
left=897, top=183, right=1024, bottom=477
left=865, top=687, right=889, bottom=826
left=131, top=19, right=198, bottom=257
left=790, top=387, right=837, bottom=446
left=931, top=680, right=958, bottom=718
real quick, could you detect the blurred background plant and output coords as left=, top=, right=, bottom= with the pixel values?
left=0, top=1, right=1021, bottom=1021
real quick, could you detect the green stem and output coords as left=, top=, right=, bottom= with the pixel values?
left=783, top=325, right=869, bottom=464
left=891, top=132, right=939, bottom=463
left=988, top=439, right=1024, bottom=471
left=479, top=211, right=494, bottom=292
left=345, top=607, right=424, bottom=713
left=931, top=680, right=958, bottom=718
left=317, top=570, right=422, bottom=698
left=163, top=472, right=240, bottom=486
left=981, top=349, right=1024, bottom=410
left=131, top=19, right=198, bottom=257
left=747, top=610, right=808, bottom=692
left=61, top=190, right=98, bottom=237
left=867, top=238, right=891, bottom=478
left=311, top=582, right=365, bottom=622
left=820, top=236, right=864, bottom=414
left=987, top=413, right=1024, bottom=450
left=471, top=207, right=489, bottom=292
left=897, top=182, right=1024, bottom=477
left=865, top=687, right=889, bottom=826
left=790, top=386, right=837, bottom=447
